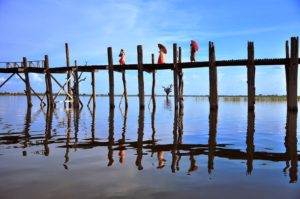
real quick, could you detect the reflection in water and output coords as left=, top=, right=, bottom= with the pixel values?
left=171, top=109, right=178, bottom=173
left=119, top=107, right=128, bottom=163
left=208, top=109, right=218, bottom=174
left=164, top=98, right=172, bottom=111
left=284, top=111, right=298, bottom=183
left=136, top=108, right=144, bottom=170
left=107, top=108, right=114, bottom=167
left=22, top=107, right=31, bottom=156
left=63, top=109, right=72, bottom=170
left=246, top=110, right=255, bottom=175
left=44, top=107, right=53, bottom=156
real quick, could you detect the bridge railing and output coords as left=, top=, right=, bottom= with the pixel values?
left=0, top=60, right=45, bottom=69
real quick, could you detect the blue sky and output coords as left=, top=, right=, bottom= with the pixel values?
left=0, top=0, right=299, bottom=95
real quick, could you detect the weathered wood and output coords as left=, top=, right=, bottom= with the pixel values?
left=246, top=110, right=255, bottom=174
left=91, top=71, right=96, bottom=107
left=137, top=45, right=145, bottom=109
left=65, top=43, right=72, bottom=108
left=108, top=47, right=115, bottom=109
left=44, top=55, right=54, bottom=108
left=209, top=42, right=218, bottom=110
left=247, top=41, right=255, bottom=110
left=136, top=108, right=144, bottom=170
left=173, top=43, right=179, bottom=109
left=288, top=37, right=299, bottom=111
left=208, top=109, right=218, bottom=174
left=151, top=53, right=156, bottom=109
left=121, top=69, right=128, bottom=108
left=73, top=60, right=80, bottom=109
left=178, top=46, right=184, bottom=110
left=285, top=41, right=290, bottom=109
left=23, top=57, right=32, bottom=107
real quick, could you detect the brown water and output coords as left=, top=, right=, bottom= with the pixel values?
left=0, top=96, right=299, bottom=199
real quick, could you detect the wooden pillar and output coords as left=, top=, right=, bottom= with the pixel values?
left=247, top=41, right=255, bottom=110
left=73, top=60, right=80, bottom=109
left=173, top=43, right=179, bottom=109
left=285, top=41, right=290, bottom=109
left=208, top=109, right=218, bottom=174
left=108, top=47, right=115, bottom=109
left=23, top=57, right=32, bottom=107
left=178, top=47, right=184, bottom=110
left=246, top=110, right=255, bottom=175
left=122, top=69, right=128, bottom=108
left=65, top=43, right=72, bottom=108
left=44, top=55, right=53, bottom=108
left=209, top=42, right=218, bottom=110
left=91, top=71, right=96, bottom=108
left=151, top=53, right=156, bottom=109
left=136, top=108, right=144, bottom=170
left=288, top=37, right=299, bottom=111
left=137, top=45, right=145, bottom=109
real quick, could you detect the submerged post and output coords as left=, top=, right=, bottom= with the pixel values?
left=44, top=55, right=53, bottom=108
left=65, top=43, right=72, bottom=108
left=137, top=45, right=145, bottom=109
left=209, top=42, right=218, bottom=110
left=288, top=37, right=299, bottom=111
left=23, top=57, right=32, bottom=107
left=108, top=47, right=115, bottom=109
left=247, top=41, right=255, bottom=110
left=151, top=53, right=156, bottom=108
left=173, top=43, right=179, bottom=109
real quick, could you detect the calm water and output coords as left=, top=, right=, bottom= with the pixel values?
left=0, top=96, right=299, bottom=199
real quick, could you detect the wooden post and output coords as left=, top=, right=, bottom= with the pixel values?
left=65, top=43, right=72, bottom=108
left=137, top=45, right=145, bottom=109
left=288, top=37, right=299, bottom=111
left=173, top=43, right=179, bottom=109
left=285, top=41, right=290, bottom=109
left=178, top=47, right=184, bottom=110
left=208, top=109, right=218, bottom=174
left=247, top=41, right=255, bottom=110
left=209, top=42, right=218, bottom=110
left=121, top=69, right=128, bottom=108
left=246, top=110, right=255, bottom=175
left=91, top=71, right=96, bottom=108
left=108, top=47, right=115, bottom=109
left=23, top=57, right=32, bottom=107
left=151, top=53, right=156, bottom=109
left=44, top=55, right=53, bottom=108
left=136, top=108, right=144, bottom=170
left=73, top=60, right=80, bottom=109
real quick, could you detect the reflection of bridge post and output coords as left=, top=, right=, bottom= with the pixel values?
left=151, top=105, right=156, bottom=157
left=246, top=110, right=255, bottom=175
left=171, top=109, right=178, bottom=172
left=22, top=106, right=32, bottom=156
left=44, top=107, right=53, bottom=156
left=285, top=111, right=298, bottom=183
left=136, top=108, right=144, bottom=170
left=88, top=106, right=96, bottom=144
left=63, top=109, right=72, bottom=170
left=119, top=107, right=127, bottom=163
left=208, top=109, right=218, bottom=174
left=107, top=108, right=114, bottom=166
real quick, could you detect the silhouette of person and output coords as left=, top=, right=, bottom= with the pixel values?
left=190, top=42, right=196, bottom=62
left=187, top=153, right=198, bottom=175
left=157, top=151, right=166, bottom=169
left=158, top=44, right=167, bottom=64
left=119, top=49, right=126, bottom=65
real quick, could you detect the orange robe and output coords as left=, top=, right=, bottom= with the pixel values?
left=119, top=52, right=125, bottom=65
left=158, top=51, right=165, bottom=64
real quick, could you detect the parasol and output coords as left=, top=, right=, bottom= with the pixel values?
left=191, top=40, right=199, bottom=51
left=158, top=43, right=167, bottom=54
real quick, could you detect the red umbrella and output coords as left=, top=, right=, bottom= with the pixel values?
left=158, top=43, right=167, bottom=54
left=191, top=40, right=199, bottom=51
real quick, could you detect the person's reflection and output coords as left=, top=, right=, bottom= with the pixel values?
left=44, top=107, right=53, bottom=156
left=157, top=151, right=166, bottom=169
left=187, top=153, right=198, bottom=175
left=284, top=111, right=298, bottom=183
left=164, top=98, right=172, bottom=111
left=119, top=107, right=128, bottom=164
left=246, top=110, right=255, bottom=175
left=63, top=109, right=72, bottom=170
left=136, top=108, right=144, bottom=170
left=22, top=106, right=32, bottom=156
left=107, top=108, right=114, bottom=167
left=208, top=109, right=218, bottom=174
left=171, top=109, right=178, bottom=172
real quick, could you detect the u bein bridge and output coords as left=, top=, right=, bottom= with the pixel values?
left=0, top=36, right=299, bottom=111
left=0, top=102, right=298, bottom=182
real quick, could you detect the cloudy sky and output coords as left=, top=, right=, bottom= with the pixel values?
left=0, top=0, right=299, bottom=95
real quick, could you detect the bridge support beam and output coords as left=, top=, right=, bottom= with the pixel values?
left=23, top=57, right=32, bottom=107
left=173, top=43, right=179, bottom=110
left=247, top=41, right=255, bottom=110
left=108, top=47, right=115, bottom=109
left=137, top=45, right=145, bottom=109
left=209, top=42, right=218, bottom=110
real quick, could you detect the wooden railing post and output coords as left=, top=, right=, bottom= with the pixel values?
left=23, top=57, right=32, bottom=107
left=209, top=42, right=218, bottom=110
left=288, top=37, right=299, bottom=111
left=108, top=47, right=115, bottom=109
left=44, top=55, right=53, bottom=108
left=247, top=41, right=255, bottom=110
left=137, top=45, right=145, bottom=109
left=173, top=43, right=179, bottom=109
left=65, top=43, right=72, bottom=108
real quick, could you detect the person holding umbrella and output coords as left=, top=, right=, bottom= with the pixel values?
left=158, top=43, right=167, bottom=64
left=190, top=40, right=199, bottom=62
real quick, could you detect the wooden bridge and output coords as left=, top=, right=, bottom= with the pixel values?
left=0, top=37, right=299, bottom=111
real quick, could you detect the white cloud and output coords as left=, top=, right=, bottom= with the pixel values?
left=31, top=73, right=43, bottom=82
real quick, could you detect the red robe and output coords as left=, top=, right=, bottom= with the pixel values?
left=158, top=51, right=165, bottom=64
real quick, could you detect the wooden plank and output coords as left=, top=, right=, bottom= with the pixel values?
left=173, top=43, right=179, bottom=109
left=209, top=42, right=218, bottom=110
left=108, top=47, right=115, bottom=109
left=137, top=45, right=145, bottom=109
left=23, top=57, right=32, bottom=107
left=247, top=41, right=255, bottom=110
